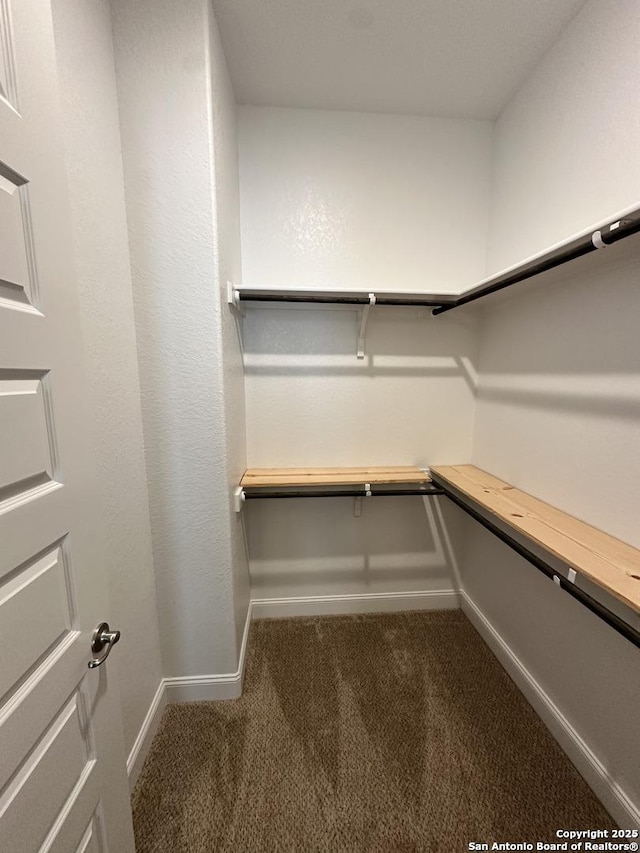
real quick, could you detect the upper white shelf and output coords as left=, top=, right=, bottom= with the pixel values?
left=229, top=201, right=640, bottom=317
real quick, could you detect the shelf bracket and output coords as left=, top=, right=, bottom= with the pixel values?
left=227, top=281, right=244, bottom=314
left=233, top=486, right=245, bottom=514
left=353, top=483, right=372, bottom=516
left=357, top=293, right=376, bottom=359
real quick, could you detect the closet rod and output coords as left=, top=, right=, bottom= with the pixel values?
left=432, top=206, right=640, bottom=316
left=243, top=485, right=444, bottom=499
left=237, top=293, right=455, bottom=307
left=435, top=482, right=640, bottom=650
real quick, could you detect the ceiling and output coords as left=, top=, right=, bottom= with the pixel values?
left=212, top=0, right=586, bottom=120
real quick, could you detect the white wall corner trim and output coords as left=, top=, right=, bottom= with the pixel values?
left=163, top=603, right=253, bottom=703
left=461, top=591, right=640, bottom=829
left=126, top=680, right=167, bottom=791
left=251, top=589, right=460, bottom=620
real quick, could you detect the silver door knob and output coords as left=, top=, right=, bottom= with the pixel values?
left=88, top=622, right=121, bottom=669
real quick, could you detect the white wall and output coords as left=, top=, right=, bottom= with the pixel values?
left=207, top=6, right=251, bottom=658
left=473, top=242, right=640, bottom=542
left=486, top=0, right=640, bottom=274
left=239, top=107, right=491, bottom=605
left=111, top=0, right=249, bottom=679
left=467, top=0, right=640, bottom=822
left=240, top=106, right=492, bottom=293
left=51, top=0, right=163, bottom=758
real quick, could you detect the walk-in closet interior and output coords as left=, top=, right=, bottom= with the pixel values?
left=2, top=0, right=639, bottom=849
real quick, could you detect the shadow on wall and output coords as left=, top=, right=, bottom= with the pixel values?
left=242, top=305, right=480, bottom=469
left=474, top=239, right=640, bottom=450
left=472, top=235, right=640, bottom=546
left=242, top=306, right=478, bottom=391
left=476, top=237, right=640, bottom=377
left=461, top=519, right=640, bottom=812
left=246, top=496, right=467, bottom=600
left=475, top=271, right=640, bottom=419
left=476, top=383, right=638, bottom=421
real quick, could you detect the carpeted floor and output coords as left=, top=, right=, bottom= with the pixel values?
left=132, top=611, right=615, bottom=852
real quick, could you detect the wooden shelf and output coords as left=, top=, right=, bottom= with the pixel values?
left=237, top=462, right=639, bottom=645
left=241, top=466, right=431, bottom=489
left=431, top=464, right=640, bottom=616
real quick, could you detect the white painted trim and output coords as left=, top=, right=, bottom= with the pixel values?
left=126, top=680, right=166, bottom=790
left=125, top=605, right=254, bottom=784
left=461, top=590, right=640, bottom=829
left=251, top=589, right=459, bottom=619
left=163, top=602, right=253, bottom=703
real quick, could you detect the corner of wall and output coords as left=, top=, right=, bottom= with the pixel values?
left=111, top=0, right=247, bottom=683
left=206, top=1, right=251, bottom=665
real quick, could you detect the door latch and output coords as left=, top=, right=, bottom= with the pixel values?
left=88, top=622, right=121, bottom=669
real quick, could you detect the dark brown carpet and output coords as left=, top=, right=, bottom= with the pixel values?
left=132, top=611, right=615, bottom=852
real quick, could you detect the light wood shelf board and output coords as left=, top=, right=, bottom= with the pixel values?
left=431, top=464, right=640, bottom=614
left=241, top=466, right=431, bottom=488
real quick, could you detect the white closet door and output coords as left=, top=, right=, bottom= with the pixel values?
left=0, top=0, right=135, bottom=850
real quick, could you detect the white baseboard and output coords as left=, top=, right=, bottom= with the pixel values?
left=126, top=680, right=166, bottom=790
left=461, top=590, right=640, bottom=829
left=251, top=589, right=459, bottom=619
left=126, top=604, right=253, bottom=783
left=163, top=601, right=253, bottom=703
left=163, top=672, right=243, bottom=703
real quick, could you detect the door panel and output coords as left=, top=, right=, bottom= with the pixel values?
left=69, top=814, right=103, bottom=853
left=46, top=772, right=103, bottom=853
left=0, top=544, right=73, bottom=700
left=0, top=373, right=57, bottom=495
left=0, top=695, right=91, bottom=851
left=0, top=0, right=135, bottom=849
left=0, top=0, right=18, bottom=111
left=0, top=161, right=38, bottom=310
left=0, top=631, right=85, bottom=790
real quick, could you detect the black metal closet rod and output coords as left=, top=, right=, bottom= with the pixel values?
left=243, top=485, right=444, bottom=499
left=237, top=293, right=456, bottom=307
left=432, top=207, right=640, bottom=316
left=432, top=478, right=640, bottom=651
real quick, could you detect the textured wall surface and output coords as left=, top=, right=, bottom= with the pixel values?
left=244, top=309, right=479, bottom=468
left=248, top=494, right=468, bottom=603
left=239, top=106, right=493, bottom=293
left=239, top=107, right=491, bottom=603
left=486, top=0, right=640, bottom=274
left=111, top=0, right=247, bottom=677
left=207, top=5, right=251, bottom=656
left=473, top=242, right=640, bottom=543
left=51, top=0, right=163, bottom=756
left=468, top=0, right=640, bottom=818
